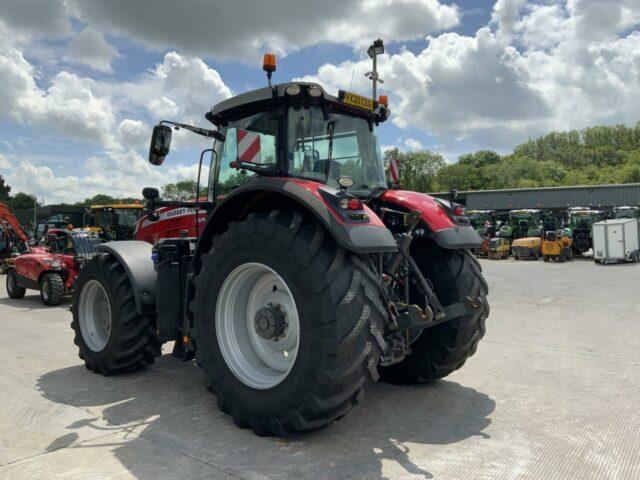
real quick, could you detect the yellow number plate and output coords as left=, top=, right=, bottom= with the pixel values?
left=342, top=91, right=374, bottom=111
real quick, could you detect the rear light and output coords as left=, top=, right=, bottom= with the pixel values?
left=348, top=198, right=362, bottom=211
left=340, top=197, right=363, bottom=211
left=453, top=206, right=465, bottom=216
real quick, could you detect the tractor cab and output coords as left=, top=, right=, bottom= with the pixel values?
left=499, top=209, right=543, bottom=240
left=83, top=204, right=144, bottom=240
left=613, top=206, right=640, bottom=219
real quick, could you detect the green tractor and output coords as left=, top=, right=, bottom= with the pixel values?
left=497, top=209, right=543, bottom=241
left=567, top=207, right=604, bottom=255
left=466, top=209, right=496, bottom=236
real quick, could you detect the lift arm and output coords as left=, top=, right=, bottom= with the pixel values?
left=0, top=203, right=29, bottom=243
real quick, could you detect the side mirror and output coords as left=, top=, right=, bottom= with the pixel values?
left=142, top=187, right=159, bottom=200
left=149, top=125, right=172, bottom=165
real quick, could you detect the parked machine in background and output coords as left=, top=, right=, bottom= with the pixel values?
left=498, top=209, right=543, bottom=241
left=567, top=207, right=604, bottom=256
left=487, top=237, right=510, bottom=259
left=467, top=210, right=496, bottom=257
left=511, top=237, right=542, bottom=260
left=593, top=218, right=640, bottom=264
left=0, top=203, right=31, bottom=274
left=542, top=230, right=573, bottom=262
left=613, top=206, right=640, bottom=219
left=6, top=229, right=102, bottom=305
left=83, top=203, right=145, bottom=241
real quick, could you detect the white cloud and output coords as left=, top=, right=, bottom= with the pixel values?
left=117, top=119, right=149, bottom=149
left=404, top=138, right=424, bottom=150
left=67, top=0, right=459, bottom=61
left=0, top=153, right=11, bottom=170
left=300, top=1, right=640, bottom=149
left=66, top=26, right=120, bottom=73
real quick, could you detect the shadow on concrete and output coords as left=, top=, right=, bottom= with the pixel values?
left=0, top=294, right=71, bottom=311
left=37, top=355, right=494, bottom=480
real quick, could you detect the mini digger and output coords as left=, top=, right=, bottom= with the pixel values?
left=541, top=218, right=573, bottom=262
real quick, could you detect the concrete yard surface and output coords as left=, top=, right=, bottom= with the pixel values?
left=1, top=258, right=639, bottom=479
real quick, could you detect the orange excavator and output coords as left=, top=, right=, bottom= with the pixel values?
left=0, top=203, right=31, bottom=274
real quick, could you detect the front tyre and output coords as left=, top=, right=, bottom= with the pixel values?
left=6, top=270, right=26, bottom=299
left=71, top=254, right=161, bottom=375
left=379, top=242, right=489, bottom=385
left=40, top=272, right=64, bottom=306
left=191, top=210, right=387, bottom=436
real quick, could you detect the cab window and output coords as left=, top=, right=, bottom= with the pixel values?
left=214, top=111, right=278, bottom=197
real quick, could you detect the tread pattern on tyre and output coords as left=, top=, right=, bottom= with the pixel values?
left=190, top=210, right=387, bottom=436
left=71, top=253, right=160, bottom=375
left=6, top=270, right=26, bottom=299
left=379, top=242, right=489, bottom=385
left=41, top=272, right=64, bottom=306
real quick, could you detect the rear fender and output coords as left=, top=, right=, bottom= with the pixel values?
left=379, top=189, right=481, bottom=249
left=195, top=177, right=398, bottom=262
left=95, top=241, right=157, bottom=314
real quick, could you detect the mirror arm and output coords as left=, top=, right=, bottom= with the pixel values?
left=160, top=120, right=225, bottom=142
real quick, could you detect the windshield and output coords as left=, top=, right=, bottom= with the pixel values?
left=570, top=213, right=597, bottom=227
left=614, top=209, right=637, bottom=219
left=72, top=235, right=103, bottom=257
left=287, top=107, right=386, bottom=195
left=115, top=209, right=142, bottom=228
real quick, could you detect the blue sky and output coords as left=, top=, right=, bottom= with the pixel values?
left=0, top=0, right=639, bottom=203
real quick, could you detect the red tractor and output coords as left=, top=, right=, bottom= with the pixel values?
left=71, top=46, right=489, bottom=436
left=6, top=229, right=102, bottom=306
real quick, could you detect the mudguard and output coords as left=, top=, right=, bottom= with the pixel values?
left=197, top=177, right=398, bottom=257
left=95, top=241, right=157, bottom=314
left=379, top=190, right=481, bottom=249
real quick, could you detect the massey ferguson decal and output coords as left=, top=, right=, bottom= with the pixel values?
left=237, top=129, right=261, bottom=163
left=139, top=207, right=206, bottom=229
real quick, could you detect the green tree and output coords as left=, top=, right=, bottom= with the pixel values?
left=8, top=192, right=38, bottom=210
left=385, top=148, right=445, bottom=192
left=161, top=180, right=206, bottom=201
left=0, top=175, right=10, bottom=203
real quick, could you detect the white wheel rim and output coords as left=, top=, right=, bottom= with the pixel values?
left=215, top=262, right=300, bottom=390
left=78, top=280, right=112, bottom=352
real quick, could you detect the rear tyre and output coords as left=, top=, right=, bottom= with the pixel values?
left=379, top=243, right=489, bottom=385
left=191, top=210, right=387, bottom=436
left=6, top=270, right=26, bottom=299
left=71, top=254, right=161, bottom=375
left=40, top=272, right=64, bottom=306
left=558, top=249, right=566, bottom=263
left=543, top=255, right=550, bottom=262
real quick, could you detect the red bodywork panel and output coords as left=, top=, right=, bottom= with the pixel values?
left=379, top=189, right=455, bottom=233
left=135, top=179, right=386, bottom=244
left=135, top=206, right=208, bottom=244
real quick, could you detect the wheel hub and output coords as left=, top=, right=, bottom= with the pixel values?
left=254, top=304, right=287, bottom=340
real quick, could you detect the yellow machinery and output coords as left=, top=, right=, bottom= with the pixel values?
left=511, top=237, right=542, bottom=260
left=541, top=230, right=573, bottom=262
left=487, top=237, right=510, bottom=259
left=82, top=203, right=144, bottom=240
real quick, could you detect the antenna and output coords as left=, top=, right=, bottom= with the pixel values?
left=349, top=69, right=355, bottom=92
left=365, top=39, right=385, bottom=99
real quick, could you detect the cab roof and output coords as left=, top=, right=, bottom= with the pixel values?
left=205, top=82, right=384, bottom=126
